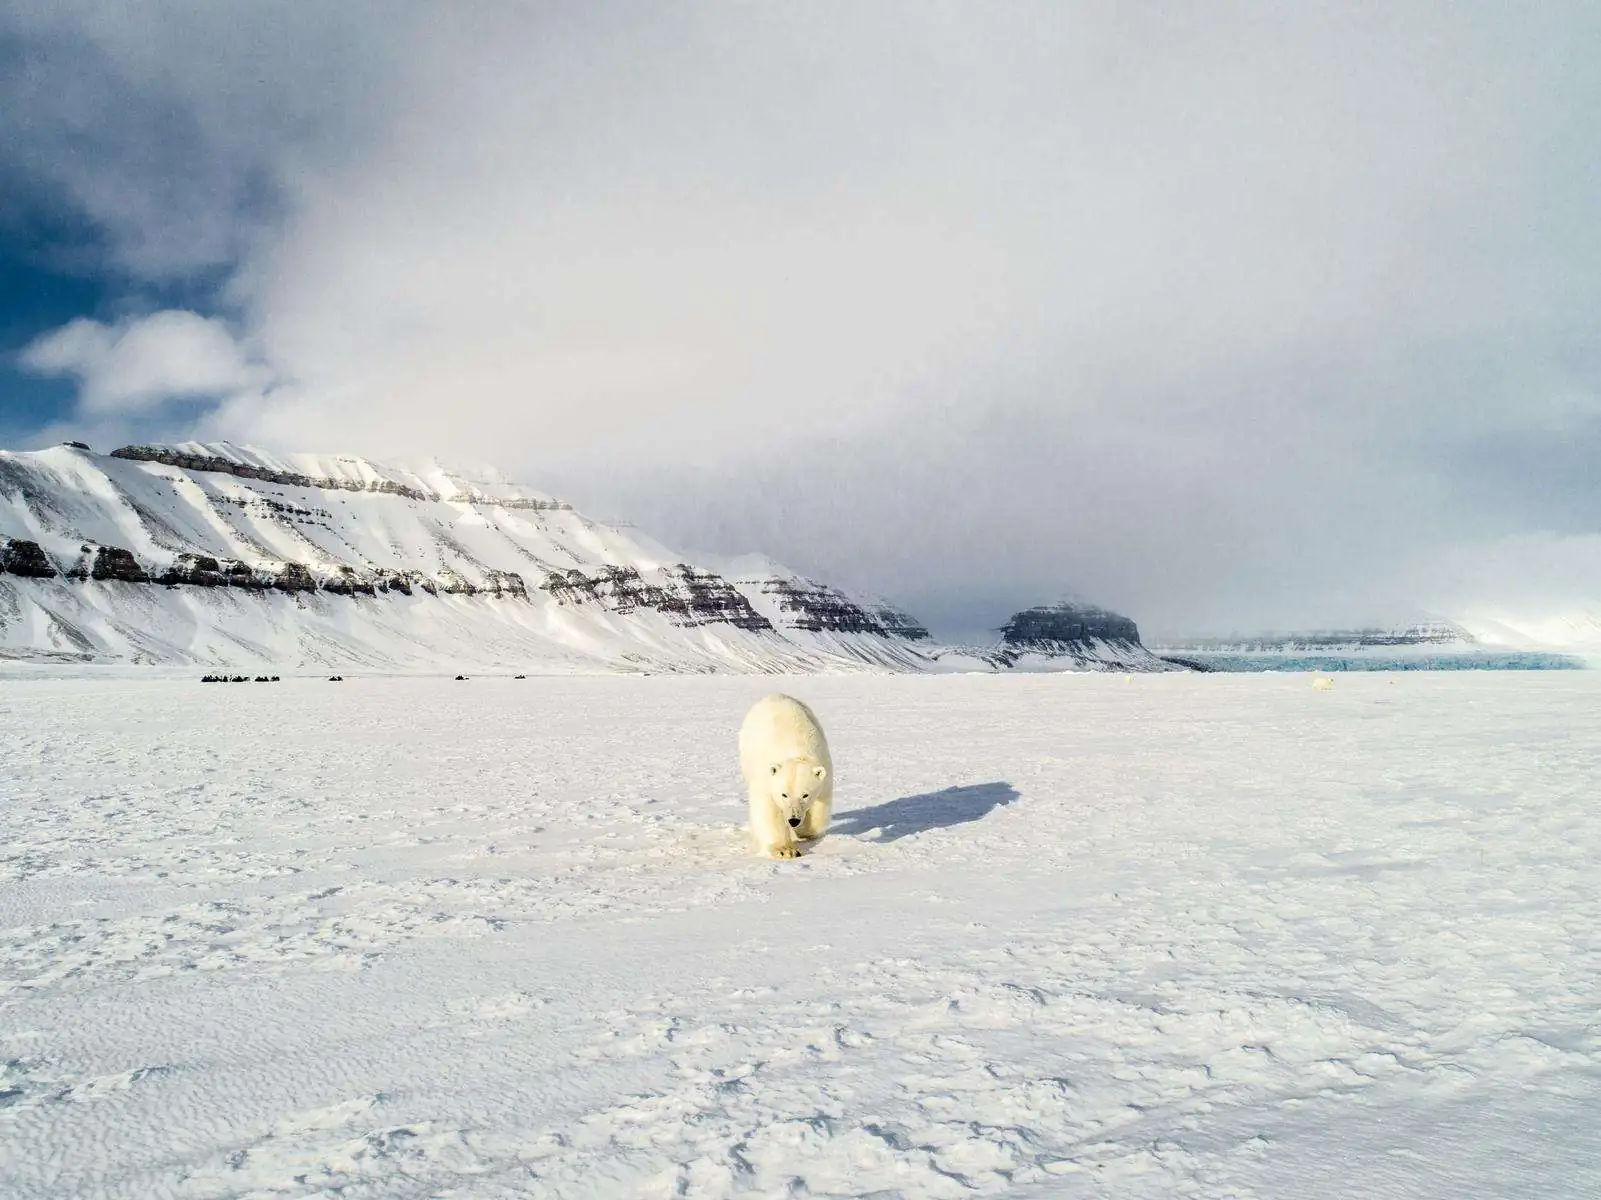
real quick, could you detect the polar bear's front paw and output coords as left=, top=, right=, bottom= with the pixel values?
left=768, top=842, right=800, bottom=860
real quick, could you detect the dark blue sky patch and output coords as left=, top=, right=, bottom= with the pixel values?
left=0, top=233, right=108, bottom=343
left=0, top=236, right=106, bottom=442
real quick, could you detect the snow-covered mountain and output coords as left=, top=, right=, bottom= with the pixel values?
left=1451, top=610, right=1601, bottom=656
left=0, top=442, right=1168, bottom=674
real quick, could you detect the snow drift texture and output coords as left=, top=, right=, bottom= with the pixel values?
left=0, top=442, right=1165, bottom=673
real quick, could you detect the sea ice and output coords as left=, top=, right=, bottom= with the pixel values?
left=2, top=671, right=1598, bottom=1197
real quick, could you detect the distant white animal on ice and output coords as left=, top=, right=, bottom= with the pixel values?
left=739, top=693, right=833, bottom=859
left=1312, top=676, right=1335, bottom=691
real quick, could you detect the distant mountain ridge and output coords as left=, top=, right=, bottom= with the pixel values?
left=0, top=441, right=1169, bottom=674
left=1152, top=620, right=1473, bottom=654
left=1150, top=618, right=1593, bottom=671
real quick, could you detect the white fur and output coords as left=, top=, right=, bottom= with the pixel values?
left=738, top=693, right=833, bottom=859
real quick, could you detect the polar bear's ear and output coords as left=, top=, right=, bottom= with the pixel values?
left=812, top=765, right=827, bottom=780
left=770, top=763, right=780, bottom=776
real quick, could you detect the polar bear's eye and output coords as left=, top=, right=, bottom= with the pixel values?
left=770, top=765, right=779, bottom=775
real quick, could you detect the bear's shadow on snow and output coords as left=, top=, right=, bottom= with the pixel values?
left=830, top=781, right=1019, bottom=843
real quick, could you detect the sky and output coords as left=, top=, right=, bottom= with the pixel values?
left=2, top=1, right=1600, bottom=640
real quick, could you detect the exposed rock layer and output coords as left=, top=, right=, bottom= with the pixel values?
left=761, top=578, right=900, bottom=636
left=110, top=444, right=571, bottom=510
left=1, top=539, right=57, bottom=578
left=90, top=546, right=150, bottom=583
left=1000, top=603, right=1143, bottom=649
left=545, top=565, right=772, bottom=631
left=868, top=603, right=932, bottom=641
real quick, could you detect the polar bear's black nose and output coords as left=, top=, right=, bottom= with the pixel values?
left=787, top=817, right=801, bottom=828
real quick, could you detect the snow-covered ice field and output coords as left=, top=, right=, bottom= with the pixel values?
left=3, top=672, right=1599, bottom=1198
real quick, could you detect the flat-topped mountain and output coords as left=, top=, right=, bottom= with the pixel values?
left=933, top=601, right=1164, bottom=672
left=1000, top=603, right=1143, bottom=650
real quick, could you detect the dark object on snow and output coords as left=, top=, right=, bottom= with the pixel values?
left=514, top=674, right=527, bottom=679
left=160, top=553, right=226, bottom=587
left=91, top=545, right=150, bottom=583
left=1, top=539, right=58, bottom=578
left=329, top=675, right=344, bottom=682
left=222, top=560, right=266, bottom=590
left=63, top=441, right=91, bottom=451
left=455, top=674, right=468, bottom=680
left=274, top=562, right=317, bottom=592
left=271, top=675, right=281, bottom=682
left=322, top=565, right=376, bottom=596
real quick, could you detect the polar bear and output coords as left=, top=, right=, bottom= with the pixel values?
left=739, top=693, right=833, bottom=859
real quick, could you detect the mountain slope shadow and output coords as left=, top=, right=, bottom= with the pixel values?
left=830, top=782, right=1019, bottom=842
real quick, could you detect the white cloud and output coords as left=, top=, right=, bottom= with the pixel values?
left=19, top=310, right=266, bottom=414
left=6, top=2, right=1601, bottom=632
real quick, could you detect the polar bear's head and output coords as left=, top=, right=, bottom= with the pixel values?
left=766, top=757, right=827, bottom=828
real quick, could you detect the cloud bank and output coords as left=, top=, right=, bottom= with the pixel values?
left=20, top=311, right=266, bottom=413
left=6, top=1, right=1601, bottom=636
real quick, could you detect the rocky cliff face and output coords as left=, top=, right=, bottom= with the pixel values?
left=715, top=557, right=932, bottom=644
left=543, top=564, right=772, bottom=631
left=89, top=546, right=150, bottom=583
left=1, top=538, right=58, bottom=578
left=760, top=578, right=904, bottom=636
left=868, top=603, right=932, bottom=642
